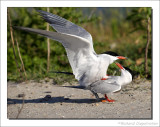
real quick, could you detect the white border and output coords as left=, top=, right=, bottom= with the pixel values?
left=1, top=0, right=159, bottom=127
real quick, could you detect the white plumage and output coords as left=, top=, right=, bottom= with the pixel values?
left=14, top=10, right=126, bottom=89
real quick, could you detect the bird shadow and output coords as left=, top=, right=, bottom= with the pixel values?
left=62, top=85, right=86, bottom=89
left=7, top=96, right=98, bottom=105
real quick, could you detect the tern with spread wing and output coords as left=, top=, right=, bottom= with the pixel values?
left=88, top=63, right=133, bottom=102
left=13, top=10, right=126, bottom=88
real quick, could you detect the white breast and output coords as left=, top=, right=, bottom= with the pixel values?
left=79, top=55, right=110, bottom=87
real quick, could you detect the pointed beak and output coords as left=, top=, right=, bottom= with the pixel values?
left=117, top=56, right=127, bottom=60
left=115, top=62, right=124, bottom=69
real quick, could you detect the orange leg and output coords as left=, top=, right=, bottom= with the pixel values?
left=105, top=94, right=114, bottom=102
left=101, top=77, right=107, bottom=80
left=101, top=94, right=115, bottom=102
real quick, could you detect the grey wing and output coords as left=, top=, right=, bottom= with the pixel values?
left=89, top=79, right=121, bottom=94
left=36, top=10, right=97, bottom=79
left=37, top=10, right=94, bottom=47
left=13, top=26, right=97, bottom=80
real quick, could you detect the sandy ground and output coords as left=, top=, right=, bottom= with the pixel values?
left=7, top=78, right=152, bottom=119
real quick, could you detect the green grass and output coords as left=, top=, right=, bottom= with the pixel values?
left=7, top=7, right=152, bottom=82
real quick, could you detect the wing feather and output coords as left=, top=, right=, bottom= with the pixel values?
left=37, top=10, right=93, bottom=45
left=89, top=78, right=121, bottom=94
left=13, top=26, right=96, bottom=80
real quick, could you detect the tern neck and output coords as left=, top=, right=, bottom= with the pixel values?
left=99, top=54, right=117, bottom=64
left=118, top=70, right=132, bottom=86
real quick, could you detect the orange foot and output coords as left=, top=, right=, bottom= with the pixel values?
left=104, top=94, right=115, bottom=102
left=101, top=78, right=107, bottom=80
left=101, top=100, right=107, bottom=102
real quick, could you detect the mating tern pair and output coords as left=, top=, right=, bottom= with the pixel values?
left=13, top=10, right=133, bottom=102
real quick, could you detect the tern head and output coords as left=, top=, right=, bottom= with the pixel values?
left=115, top=63, right=133, bottom=84
left=123, top=67, right=134, bottom=80
left=102, top=51, right=127, bottom=63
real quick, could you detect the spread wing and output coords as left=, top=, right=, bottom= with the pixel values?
left=37, top=10, right=95, bottom=53
left=89, top=77, right=121, bottom=94
left=13, top=26, right=97, bottom=80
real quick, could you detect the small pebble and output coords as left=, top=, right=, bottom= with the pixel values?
left=44, top=91, right=52, bottom=93
left=17, top=94, right=25, bottom=98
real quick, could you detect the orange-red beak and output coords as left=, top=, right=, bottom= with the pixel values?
left=117, top=56, right=126, bottom=60
left=115, top=62, right=124, bottom=69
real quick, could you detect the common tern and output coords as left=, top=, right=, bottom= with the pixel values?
left=13, top=10, right=127, bottom=88
left=88, top=63, right=133, bottom=102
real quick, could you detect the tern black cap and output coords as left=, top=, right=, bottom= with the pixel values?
left=123, top=67, right=134, bottom=80
left=102, top=51, right=119, bottom=56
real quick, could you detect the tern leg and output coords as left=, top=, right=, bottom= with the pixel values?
left=104, top=94, right=115, bottom=102
left=101, top=75, right=109, bottom=80
left=91, top=91, right=100, bottom=101
left=101, top=78, right=107, bottom=80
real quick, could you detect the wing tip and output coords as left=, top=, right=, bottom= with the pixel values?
left=12, top=26, right=23, bottom=30
left=36, top=9, right=45, bottom=13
